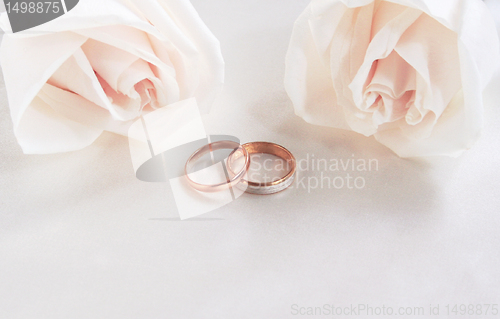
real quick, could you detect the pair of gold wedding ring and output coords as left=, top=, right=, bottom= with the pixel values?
left=184, top=141, right=296, bottom=195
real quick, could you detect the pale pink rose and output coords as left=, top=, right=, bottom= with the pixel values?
left=285, top=0, right=499, bottom=157
left=0, top=0, right=223, bottom=154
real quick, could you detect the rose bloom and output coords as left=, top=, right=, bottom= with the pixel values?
left=285, top=0, right=499, bottom=157
left=0, top=0, right=223, bottom=154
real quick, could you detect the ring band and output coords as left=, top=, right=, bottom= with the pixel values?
left=185, top=141, right=250, bottom=193
left=228, top=142, right=296, bottom=195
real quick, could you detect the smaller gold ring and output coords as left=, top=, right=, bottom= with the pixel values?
left=185, top=141, right=250, bottom=193
left=228, top=142, right=296, bottom=195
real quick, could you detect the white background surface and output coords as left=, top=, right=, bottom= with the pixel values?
left=1, top=0, right=500, bottom=318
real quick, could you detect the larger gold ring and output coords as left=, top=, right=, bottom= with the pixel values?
left=228, top=142, right=296, bottom=195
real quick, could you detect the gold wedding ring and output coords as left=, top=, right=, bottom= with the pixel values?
left=184, top=140, right=250, bottom=193
left=185, top=140, right=296, bottom=195
left=228, top=142, right=296, bottom=195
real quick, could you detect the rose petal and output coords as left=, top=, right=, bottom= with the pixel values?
left=116, top=60, right=169, bottom=109
left=375, top=89, right=468, bottom=157
left=375, top=38, right=493, bottom=157
left=331, top=2, right=375, bottom=109
left=132, top=0, right=224, bottom=112
left=347, top=5, right=422, bottom=135
left=80, top=39, right=172, bottom=121
left=47, top=48, right=111, bottom=113
left=364, top=50, right=416, bottom=106
left=0, top=32, right=88, bottom=127
left=147, top=34, right=190, bottom=102
left=81, top=39, right=139, bottom=95
left=308, top=1, right=349, bottom=61
left=38, top=83, right=114, bottom=129
left=392, top=0, right=499, bottom=88
left=484, top=0, right=500, bottom=39
left=284, top=4, right=349, bottom=129
left=354, top=0, right=410, bottom=120
left=74, top=25, right=179, bottom=106
left=15, top=96, right=102, bottom=154
left=394, top=13, right=461, bottom=138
